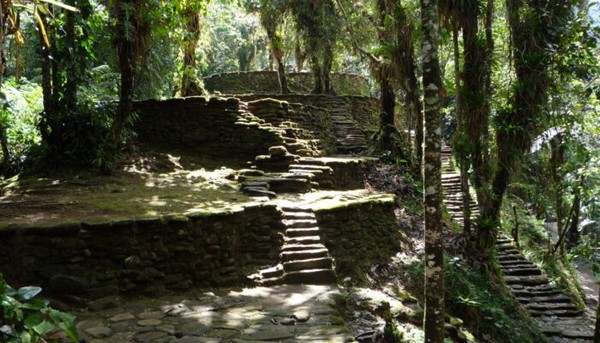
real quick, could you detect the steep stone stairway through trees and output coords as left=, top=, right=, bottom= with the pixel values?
left=441, top=146, right=595, bottom=342
left=328, top=97, right=369, bottom=154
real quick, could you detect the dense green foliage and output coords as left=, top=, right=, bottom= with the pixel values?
left=0, top=0, right=598, bottom=339
left=0, top=275, right=79, bottom=343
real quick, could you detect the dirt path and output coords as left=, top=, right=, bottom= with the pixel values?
left=574, top=257, right=599, bottom=316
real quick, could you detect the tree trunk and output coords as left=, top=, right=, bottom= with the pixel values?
left=64, top=5, right=77, bottom=111
left=311, top=55, right=323, bottom=94
left=420, top=0, right=445, bottom=340
left=379, top=74, right=397, bottom=153
left=271, top=35, right=290, bottom=94
left=181, top=8, right=203, bottom=97
left=295, top=40, right=305, bottom=71
left=452, top=24, right=472, bottom=234
left=551, top=134, right=565, bottom=254
left=567, top=179, right=581, bottom=248
left=0, top=124, right=9, bottom=168
left=103, top=0, right=136, bottom=170
left=323, top=45, right=334, bottom=94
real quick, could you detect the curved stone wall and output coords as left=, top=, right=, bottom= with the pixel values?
left=204, top=71, right=371, bottom=97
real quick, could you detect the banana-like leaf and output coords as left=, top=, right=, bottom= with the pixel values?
left=38, top=0, right=79, bottom=12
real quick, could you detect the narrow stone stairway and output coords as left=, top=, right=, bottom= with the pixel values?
left=441, top=146, right=478, bottom=227
left=328, top=98, right=368, bottom=154
left=441, top=146, right=595, bottom=342
left=497, top=235, right=594, bottom=342
left=251, top=206, right=337, bottom=286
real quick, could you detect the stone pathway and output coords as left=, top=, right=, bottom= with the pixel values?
left=441, top=146, right=595, bottom=342
left=75, top=285, right=354, bottom=343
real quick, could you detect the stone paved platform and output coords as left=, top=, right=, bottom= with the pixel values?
left=75, top=285, right=355, bottom=343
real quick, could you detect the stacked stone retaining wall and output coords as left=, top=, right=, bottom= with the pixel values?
left=314, top=197, right=400, bottom=280
left=134, top=96, right=287, bottom=159
left=0, top=205, right=283, bottom=303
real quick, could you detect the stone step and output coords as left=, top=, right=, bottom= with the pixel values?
left=497, top=243, right=517, bottom=250
left=504, top=275, right=549, bottom=286
left=529, top=309, right=582, bottom=317
left=499, top=248, right=521, bottom=255
left=283, top=257, right=334, bottom=272
left=501, top=267, right=542, bottom=276
left=498, top=260, right=538, bottom=268
left=280, top=206, right=313, bottom=212
left=285, top=227, right=321, bottom=237
left=285, top=235, right=322, bottom=245
left=282, top=243, right=327, bottom=252
left=288, top=164, right=334, bottom=173
left=512, top=288, right=563, bottom=297
left=498, top=254, right=528, bottom=262
left=280, top=248, right=329, bottom=262
left=282, top=212, right=316, bottom=220
left=559, top=328, right=595, bottom=339
left=517, top=294, right=572, bottom=304
left=282, top=219, right=318, bottom=228
left=283, top=268, right=337, bottom=284
left=526, top=302, right=579, bottom=312
left=259, top=264, right=284, bottom=279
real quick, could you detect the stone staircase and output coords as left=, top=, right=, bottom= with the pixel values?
left=441, top=146, right=478, bottom=227
left=251, top=206, right=337, bottom=286
left=441, top=146, right=594, bottom=342
left=497, top=235, right=594, bottom=342
left=328, top=98, right=368, bottom=154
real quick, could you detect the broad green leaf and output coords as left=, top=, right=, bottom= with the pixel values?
left=58, top=321, right=80, bottom=342
left=19, top=331, right=33, bottom=343
left=21, top=298, right=49, bottom=311
left=17, top=286, right=42, bottom=301
left=24, top=314, right=44, bottom=328
left=33, top=320, right=55, bottom=336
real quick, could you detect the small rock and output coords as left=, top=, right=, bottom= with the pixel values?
left=138, top=319, right=162, bottom=326
left=108, top=312, right=135, bottom=323
left=139, top=310, right=165, bottom=320
left=292, top=308, right=311, bottom=322
left=269, top=146, right=288, bottom=157
left=84, top=326, right=113, bottom=339
left=279, top=318, right=296, bottom=325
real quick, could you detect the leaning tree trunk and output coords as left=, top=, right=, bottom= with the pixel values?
left=270, top=32, right=290, bottom=94
left=421, top=0, right=445, bottom=340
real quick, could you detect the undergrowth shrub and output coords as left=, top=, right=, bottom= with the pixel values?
left=0, top=275, right=79, bottom=343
